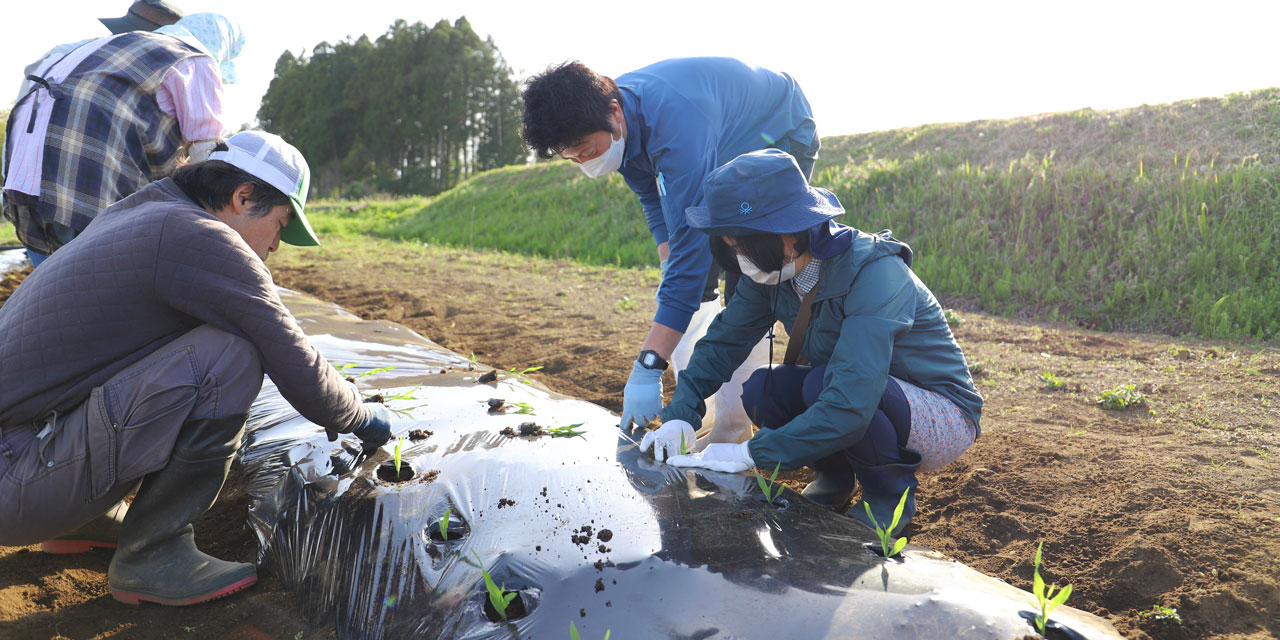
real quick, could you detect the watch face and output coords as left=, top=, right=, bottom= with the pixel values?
left=641, top=352, right=656, bottom=367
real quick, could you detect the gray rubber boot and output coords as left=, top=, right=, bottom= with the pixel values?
left=800, top=453, right=857, bottom=509
left=108, top=415, right=257, bottom=606
left=40, top=500, right=129, bottom=554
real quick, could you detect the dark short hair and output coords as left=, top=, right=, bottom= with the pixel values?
left=172, top=154, right=291, bottom=218
left=711, top=233, right=811, bottom=275
left=521, top=61, right=621, bottom=159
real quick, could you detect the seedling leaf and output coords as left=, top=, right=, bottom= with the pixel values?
left=472, top=550, right=512, bottom=620
left=866, top=488, right=911, bottom=558
left=753, top=462, right=783, bottom=505
left=1030, top=541, right=1073, bottom=634
left=891, top=536, right=908, bottom=556
left=439, top=508, right=451, bottom=544
left=393, top=435, right=405, bottom=476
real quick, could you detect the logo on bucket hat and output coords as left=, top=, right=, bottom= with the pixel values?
left=209, top=131, right=319, bottom=247
left=685, top=149, right=844, bottom=235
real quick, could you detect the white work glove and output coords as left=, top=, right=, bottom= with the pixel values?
left=619, top=361, right=663, bottom=429
left=639, top=418, right=696, bottom=462
left=666, top=442, right=755, bottom=473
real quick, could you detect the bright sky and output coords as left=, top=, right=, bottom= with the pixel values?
left=4, top=0, right=1280, bottom=138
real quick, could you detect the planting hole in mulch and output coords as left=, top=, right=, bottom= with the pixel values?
left=1016, top=611, right=1089, bottom=640
left=863, top=542, right=906, bottom=562
left=428, top=514, right=468, bottom=543
left=481, top=588, right=532, bottom=623
left=377, top=460, right=415, bottom=483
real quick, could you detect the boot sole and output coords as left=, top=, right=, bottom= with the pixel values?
left=40, top=540, right=118, bottom=554
left=111, top=575, right=257, bottom=606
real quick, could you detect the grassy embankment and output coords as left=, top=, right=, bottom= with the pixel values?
left=329, top=88, right=1280, bottom=342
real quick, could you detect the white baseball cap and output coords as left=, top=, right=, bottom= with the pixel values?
left=209, top=130, right=318, bottom=246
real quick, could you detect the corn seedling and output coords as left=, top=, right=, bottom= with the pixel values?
left=504, top=365, right=543, bottom=384
left=1098, top=384, right=1147, bottom=410
left=865, top=488, right=910, bottom=558
left=393, top=435, right=405, bottom=476
left=1139, top=604, right=1182, bottom=625
left=1030, top=541, right=1073, bottom=636
left=679, top=431, right=689, bottom=456
left=616, top=296, right=636, bottom=312
left=944, top=309, right=964, bottom=327
left=754, top=462, right=783, bottom=505
left=334, top=363, right=398, bottom=379
left=472, top=550, right=517, bottom=620
left=439, top=507, right=451, bottom=544
left=511, top=402, right=536, bottom=415
left=569, top=621, right=611, bottom=640
left=546, top=423, right=586, bottom=438
left=1038, top=371, right=1066, bottom=390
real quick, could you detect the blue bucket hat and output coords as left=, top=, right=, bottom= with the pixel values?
left=685, top=149, right=843, bottom=235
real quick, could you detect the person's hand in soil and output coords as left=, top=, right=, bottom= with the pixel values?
left=353, top=403, right=394, bottom=453
left=639, top=418, right=696, bottom=462
left=619, top=361, right=664, bottom=429
left=667, top=442, right=754, bottom=473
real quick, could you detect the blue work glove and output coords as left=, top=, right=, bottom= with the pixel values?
left=352, top=403, right=393, bottom=453
left=639, top=418, right=696, bottom=462
left=666, top=442, right=755, bottom=473
left=619, top=361, right=664, bottom=429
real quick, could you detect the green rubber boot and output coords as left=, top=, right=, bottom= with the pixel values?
left=40, top=500, right=129, bottom=554
left=108, top=415, right=257, bottom=606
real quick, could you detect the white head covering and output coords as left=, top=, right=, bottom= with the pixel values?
left=155, top=12, right=245, bottom=84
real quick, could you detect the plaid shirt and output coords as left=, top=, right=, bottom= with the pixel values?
left=2, top=32, right=203, bottom=254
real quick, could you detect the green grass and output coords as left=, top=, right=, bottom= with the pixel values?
left=265, top=87, right=1280, bottom=342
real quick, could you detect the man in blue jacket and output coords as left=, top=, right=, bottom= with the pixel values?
left=521, top=58, right=818, bottom=446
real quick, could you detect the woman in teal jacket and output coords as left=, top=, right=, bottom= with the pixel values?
left=642, top=149, right=983, bottom=534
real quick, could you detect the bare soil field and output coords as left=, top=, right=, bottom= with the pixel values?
left=2, top=239, right=1278, bottom=639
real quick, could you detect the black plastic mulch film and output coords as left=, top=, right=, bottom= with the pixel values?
left=0, top=244, right=1121, bottom=640
left=233, top=288, right=1121, bottom=640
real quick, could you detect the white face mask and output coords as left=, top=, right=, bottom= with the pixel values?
left=576, top=122, right=625, bottom=178
left=737, top=254, right=798, bottom=285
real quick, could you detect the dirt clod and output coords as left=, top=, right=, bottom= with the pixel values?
left=497, top=498, right=516, bottom=509
left=594, top=578, right=605, bottom=593
left=597, top=528, right=613, bottom=542
left=407, top=429, right=433, bottom=440
left=477, top=370, right=497, bottom=384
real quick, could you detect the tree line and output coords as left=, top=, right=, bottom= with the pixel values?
left=258, top=17, right=525, bottom=198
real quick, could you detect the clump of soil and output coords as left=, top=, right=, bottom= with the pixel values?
left=570, top=525, right=594, bottom=546
left=363, top=393, right=385, bottom=404
left=497, top=498, right=516, bottom=509
left=593, top=578, right=605, bottom=593
left=407, top=429, right=432, bottom=440
left=597, top=528, right=613, bottom=542
left=477, top=370, right=497, bottom=384
left=499, top=422, right=545, bottom=437
left=487, top=398, right=506, bottom=413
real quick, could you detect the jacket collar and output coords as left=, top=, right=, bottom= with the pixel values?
left=808, top=229, right=913, bottom=301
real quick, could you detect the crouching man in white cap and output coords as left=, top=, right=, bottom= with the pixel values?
left=0, top=130, right=393, bottom=605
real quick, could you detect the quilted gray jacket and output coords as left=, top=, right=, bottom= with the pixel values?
left=0, top=178, right=365, bottom=435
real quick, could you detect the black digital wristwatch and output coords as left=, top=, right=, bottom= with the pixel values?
left=637, top=349, right=669, bottom=371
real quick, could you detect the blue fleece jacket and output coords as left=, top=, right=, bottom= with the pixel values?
left=659, top=227, right=984, bottom=471
left=615, top=57, right=817, bottom=332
